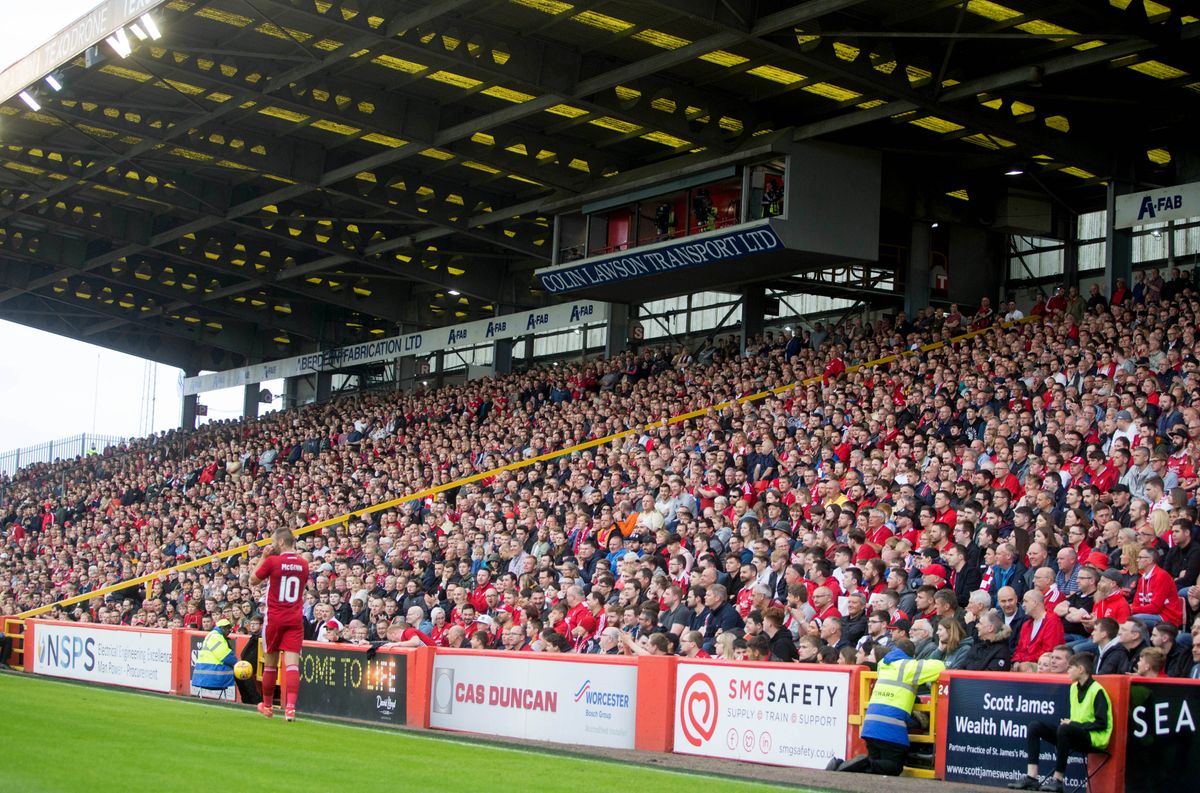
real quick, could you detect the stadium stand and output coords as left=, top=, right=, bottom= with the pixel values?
left=3, top=277, right=1200, bottom=679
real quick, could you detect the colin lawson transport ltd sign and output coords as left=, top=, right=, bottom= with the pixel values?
left=536, top=223, right=784, bottom=295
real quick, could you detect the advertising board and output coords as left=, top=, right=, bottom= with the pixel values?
left=536, top=222, right=783, bottom=295
left=673, top=662, right=849, bottom=768
left=182, top=300, right=608, bottom=394
left=29, top=621, right=174, bottom=693
left=1114, top=181, right=1200, bottom=228
left=296, top=643, right=407, bottom=725
left=1125, top=680, right=1200, bottom=793
left=429, top=653, right=637, bottom=749
left=942, top=676, right=1087, bottom=788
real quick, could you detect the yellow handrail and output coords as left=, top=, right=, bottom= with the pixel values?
left=853, top=670, right=940, bottom=778
left=3, top=617, right=27, bottom=671
left=17, top=313, right=1041, bottom=619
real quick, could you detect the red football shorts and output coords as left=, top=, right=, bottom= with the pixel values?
left=263, top=618, right=303, bottom=654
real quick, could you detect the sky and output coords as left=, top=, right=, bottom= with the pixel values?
left=0, top=1, right=260, bottom=456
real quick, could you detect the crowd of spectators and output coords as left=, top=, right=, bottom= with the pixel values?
left=2, top=265, right=1200, bottom=680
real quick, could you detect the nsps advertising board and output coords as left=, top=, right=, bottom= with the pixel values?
left=673, top=663, right=849, bottom=768
left=430, top=654, right=637, bottom=749
left=30, top=622, right=174, bottom=693
left=296, top=644, right=407, bottom=725
left=943, top=677, right=1087, bottom=788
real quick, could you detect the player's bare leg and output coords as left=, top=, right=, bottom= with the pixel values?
left=282, top=650, right=301, bottom=721
left=258, top=648, right=278, bottom=718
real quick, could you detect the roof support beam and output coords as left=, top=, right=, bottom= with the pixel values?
left=0, top=0, right=477, bottom=305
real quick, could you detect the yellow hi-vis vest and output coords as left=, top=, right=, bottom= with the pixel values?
left=191, top=629, right=237, bottom=690
left=861, top=653, right=946, bottom=746
left=1070, top=678, right=1112, bottom=750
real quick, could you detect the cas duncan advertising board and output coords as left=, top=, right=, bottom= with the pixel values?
left=296, top=644, right=407, bottom=725
left=30, top=622, right=174, bottom=693
left=673, top=662, right=849, bottom=768
left=943, top=677, right=1087, bottom=788
left=430, top=653, right=637, bottom=749
left=1125, top=680, right=1200, bottom=793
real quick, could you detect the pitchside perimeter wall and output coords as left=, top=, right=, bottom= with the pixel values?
left=16, top=619, right=1200, bottom=790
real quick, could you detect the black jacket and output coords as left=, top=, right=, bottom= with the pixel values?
left=1163, top=541, right=1200, bottom=589
left=842, top=612, right=868, bottom=647
left=959, top=636, right=1013, bottom=672
left=950, top=565, right=983, bottom=608
left=1166, top=643, right=1192, bottom=678
left=768, top=629, right=799, bottom=663
left=1002, top=608, right=1027, bottom=651
left=1095, top=641, right=1133, bottom=675
left=702, top=602, right=745, bottom=640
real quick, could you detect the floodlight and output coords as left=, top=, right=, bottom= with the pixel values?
left=140, top=14, right=162, bottom=40
left=45, top=75, right=63, bottom=91
left=18, top=91, right=40, bottom=111
left=106, top=29, right=132, bottom=58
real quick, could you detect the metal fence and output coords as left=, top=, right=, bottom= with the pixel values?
left=0, top=433, right=126, bottom=476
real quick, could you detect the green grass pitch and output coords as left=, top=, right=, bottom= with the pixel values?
left=0, top=673, right=806, bottom=792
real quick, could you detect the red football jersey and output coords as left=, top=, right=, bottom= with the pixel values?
left=255, top=552, right=309, bottom=625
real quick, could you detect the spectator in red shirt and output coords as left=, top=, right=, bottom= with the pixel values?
left=468, top=567, right=497, bottom=613
left=1087, top=451, right=1118, bottom=493
left=1013, top=590, right=1065, bottom=671
left=1092, top=569, right=1132, bottom=625
left=811, top=586, right=841, bottom=622
left=679, top=630, right=711, bottom=658
left=378, top=617, right=433, bottom=648
left=1131, top=548, right=1183, bottom=627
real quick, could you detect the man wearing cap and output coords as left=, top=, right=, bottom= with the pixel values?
left=1091, top=569, right=1132, bottom=624
left=919, top=563, right=949, bottom=592
left=1107, top=484, right=1132, bottom=528
left=1111, top=409, right=1137, bottom=449
left=191, top=618, right=239, bottom=699
left=319, top=619, right=346, bottom=643
left=1066, top=456, right=1089, bottom=487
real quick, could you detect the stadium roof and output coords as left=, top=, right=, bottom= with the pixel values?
left=0, top=0, right=1196, bottom=371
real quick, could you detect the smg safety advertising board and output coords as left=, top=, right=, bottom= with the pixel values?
left=1125, top=680, right=1200, bottom=793
left=296, top=643, right=407, bottom=725
left=673, top=662, right=849, bottom=768
left=429, top=653, right=637, bottom=749
left=943, top=676, right=1087, bottom=788
left=29, top=621, right=174, bottom=693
